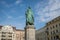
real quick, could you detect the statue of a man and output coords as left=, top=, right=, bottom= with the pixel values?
left=26, top=7, right=34, bottom=25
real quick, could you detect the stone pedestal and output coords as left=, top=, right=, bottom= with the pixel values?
left=25, top=25, right=35, bottom=40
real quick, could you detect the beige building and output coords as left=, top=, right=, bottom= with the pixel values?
left=36, top=16, right=60, bottom=40
left=0, top=16, right=60, bottom=40
left=0, top=25, right=25, bottom=40
left=46, top=16, right=60, bottom=40
left=36, top=27, right=47, bottom=40
left=16, top=29, right=24, bottom=40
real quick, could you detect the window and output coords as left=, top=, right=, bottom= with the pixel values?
left=1, top=39, right=6, bottom=40
left=56, top=25, right=58, bottom=27
left=1, top=35, right=5, bottom=37
left=8, top=39, right=12, bottom=40
left=8, top=32, right=12, bottom=34
left=2, top=32, right=6, bottom=34
left=51, top=32, right=52, bottom=35
left=53, top=26, right=54, bottom=28
left=56, top=30, right=58, bottom=33
left=51, top=37, right=53, bottom=40
left=53, top=31, right=55, bottom=34
left=50, top=27, right=52, bottom=29
left=48, top=38, right=49, bottom=40
left=46, top=30, right=49, bottom=35
left=46, top=28, right=48, bottom=30
left=56, top=35, right=59, bottom=39
left=8, top=36, right=12, bottom=37
left=54, top=36, right=55, bottom=40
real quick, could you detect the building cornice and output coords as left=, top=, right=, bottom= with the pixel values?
left=46, top=16, right=60, bottom=26
left=16, top=29, right=24, bottom=31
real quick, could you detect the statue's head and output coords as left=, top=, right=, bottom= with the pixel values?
left=28, top=6, right=31, bottom=9
left=27, top=7, right=33, bottom=14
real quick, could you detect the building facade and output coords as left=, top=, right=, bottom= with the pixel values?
left=36, top=16, right=60, bottom=40
left=46, top=16, right=60, bottom=40
left=16, top=29, right=24, bottom=40
left=0, top=25, right=25, bottom=40
left=36, top=27, right=47, bottom=40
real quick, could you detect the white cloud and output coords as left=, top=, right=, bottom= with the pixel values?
left=1, top=1, right=6, bottom=4
left=1, top=10, right=13, bottom=19
left=1, top=1, right=13, bottom=8
left=48, top=0, right=60, bottom=11
left=12, top=23, right=25, bottom=29
left=7, top=16, right=13, bottom=19
left=1, top=0, right=22, bottom=8
left=35, top=0, right=60, bottom=23
left=15, top=0, right=22, bottom=4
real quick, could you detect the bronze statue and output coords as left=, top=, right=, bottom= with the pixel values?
left=26, top=7, right=34, bottom=25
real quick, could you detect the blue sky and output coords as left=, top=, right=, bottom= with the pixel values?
left=0, top=0, right=60, bottom=30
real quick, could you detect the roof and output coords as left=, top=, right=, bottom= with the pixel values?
left=0, top=25, right=3, bottom=29
left=16, top=29, right=24, bottom=31
left=46, top=16, right=60, bottom=25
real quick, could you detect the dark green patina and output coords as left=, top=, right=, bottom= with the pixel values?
left=26, top=7, right=34, bottom=25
